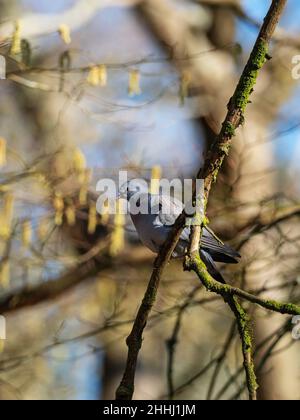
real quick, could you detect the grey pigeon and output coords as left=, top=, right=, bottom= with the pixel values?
left=119, top=180, right=240, bottom=283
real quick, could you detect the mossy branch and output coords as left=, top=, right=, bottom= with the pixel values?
left=184, top=250, right=300, bottom=401
left=225, top=297, right=257, bottom=401
left=116, top=0, right=288, bottom=401
left=198, top=0, right=288, bottom=199
left=184, top=253, right=300, bottom=317
left=186, top=0, right=288, bottom=401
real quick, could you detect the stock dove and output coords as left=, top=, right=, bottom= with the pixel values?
left=119, top=180, right=240, bottom=283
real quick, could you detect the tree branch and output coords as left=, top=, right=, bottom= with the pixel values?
left=0, top=261, right=101, bottom=314
left=185, top=0, right=288, bottom=401
left=115, top=0, right=288, bottom=401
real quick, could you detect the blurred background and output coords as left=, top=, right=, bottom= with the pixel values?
left=0, top=0, right=299, bottom=400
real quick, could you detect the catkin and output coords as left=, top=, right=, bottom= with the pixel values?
left=79, top=185, right=88, bottom=206
left=87, top=65, right=107, bottom=87
left=98, top=65, right=107, bottom=87
left=0, top=193, right=14, bottom=239
left=0, top=138, right=7, bottom=167
left=65, top=205, right=76, bottom=226
left=87, top=66, right=99, bottom=86
left=128, top=69, right=141, bottom=96
left=73, top=148, right=86, bottom=172
left=10, top=20, right=21, bottom=56
left=55, top=211, right=63, bottom=226
left=150, top=165, right=162, bottom=194
left=53, top=192, right=64, bottom=226
left=88, top=203, right=97, bottom=235
left=73, top=148, right=87, bottom=183
left=109, top=200, right=125, bottom=256
left=58, top=24, right=71, bottom=45
left=0, top=260, right=10, bottom=288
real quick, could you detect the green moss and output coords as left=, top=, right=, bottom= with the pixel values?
left=232, top=38, right=268, bottom=114
left=263, top=299, right=300, bottom=315
left=202, top=215, right=210, bottom=226
left=185, top=252, right=230, bottom=294
left=185, top=251, right=258, bottom=397
left=219, top=143, right=231, bottom=156
left=223, top=122, right=236, bottom=138
left=234, top=304, right=258, bottom=393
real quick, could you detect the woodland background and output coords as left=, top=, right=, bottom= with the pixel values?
left=0, top=0, right=299, bottom=400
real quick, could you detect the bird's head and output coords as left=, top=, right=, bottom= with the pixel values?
left=118, top=179, right=149, bottom=201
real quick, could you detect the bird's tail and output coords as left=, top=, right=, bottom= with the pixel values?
left=200, top=249, right=226, bottom=284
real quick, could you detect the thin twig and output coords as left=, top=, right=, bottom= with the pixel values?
left=206, top=321, right=236, bottom=400
left=166, top=285, right=201, bottom=399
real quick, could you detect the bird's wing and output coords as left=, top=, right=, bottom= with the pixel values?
left=180, top=225, right=240, bottom=263
left=201, top=227, right=240, bottom=263
left=151, top=194, right=240, bottom=263
left=153, top=194, right=184, bottom=226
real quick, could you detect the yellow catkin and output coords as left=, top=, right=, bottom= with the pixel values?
left=0, top=138, right=7, bottom=167
left=98, top=64, right=107, bottom=87
left=87, top=66, right=100, bottom=86
left=53, top=192, right=64, bottom=212
left=73, top=148, right=86, bottom=175
left=109, top=200, right=125, bottom=256
left=65, top=205, right=76, bottom=226
left=87, top=65, right=107, bottom=87
left=0, top=219, right=7, bottom=239
left=179, top=70, right=191, bottom=105
left=0, top=260, right=10, bottom=288
left=128, top=69, right=141, bottom=96
left=4, top=193, right=14, bottom=224
left=78, top=169, right=91, bottom=204
left=37, top=218, right=48, bottom=241
left=21, top=220, right=32, bottom=248
left=55, top=211, right=63, bottom=226
left=10, top=20, right=21, bottom=55
left=53, top=192, right=64, bottom=226
left=150, top=165, right=162, bottom=194
left=58, top=24, right=71, bottom=45
left=79, top=185, right=88, bottom=206
left=87, top=202, right=97, bottom=235
left=0, top=193, right=14, bottom=239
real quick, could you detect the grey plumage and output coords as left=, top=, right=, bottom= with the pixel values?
left=121, top=185, right=240, bottom=283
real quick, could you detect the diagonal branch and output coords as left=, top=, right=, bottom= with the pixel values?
left=186, top=0, right=288, bottom=401
left=115, top=0, right=288, bottom=401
